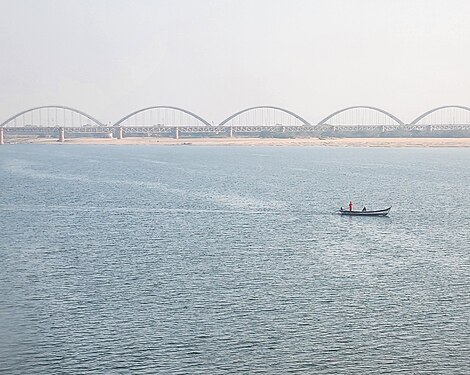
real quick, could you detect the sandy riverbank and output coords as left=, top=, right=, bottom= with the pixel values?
left=4, top=136, right=470, bottom=147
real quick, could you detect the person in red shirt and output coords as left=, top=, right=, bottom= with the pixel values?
left=349, top=201, right=353, bottom=212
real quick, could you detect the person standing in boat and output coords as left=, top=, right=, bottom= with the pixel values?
left=349, top=201, right=353, bottom=211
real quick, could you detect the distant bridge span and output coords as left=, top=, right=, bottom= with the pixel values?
left=219, top=106, right=311, bottom=126
left=0, top=105, right=104, bottom=127
left=114, top=106, right=211, bottom=127
left=317, top=106, right=404, bottom=125
left=3, top=104, right=470, bottom=131
left=411, top=105, right=470, bottom=125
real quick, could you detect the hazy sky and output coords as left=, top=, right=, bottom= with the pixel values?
left=1, top=0, right=470, bottom=124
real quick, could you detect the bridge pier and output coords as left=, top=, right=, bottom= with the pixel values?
left=116, top=127, right=123, bottom=139
left=0, top=127, right=4, bottom=145
left=227, top=127, right=234, bottom=138
left=174, top=127, right=179, bottom=139
left=59, top=127, right=65, bottom=142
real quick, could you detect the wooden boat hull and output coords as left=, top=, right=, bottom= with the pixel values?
left=339, top=207, right=391, bottom=216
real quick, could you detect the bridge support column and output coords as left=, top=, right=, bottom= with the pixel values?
left=281, top=126, right=286, bottom=133
left=382, top=125, right=385, bottom=133
left=116, top=127, right=123, bottom=139
left=0, top=127, right=4, bottom=145
left=227, top=127, right=234, bottom=138
left=174, top=127, right=179, bottom=139
left=59, top=127, right=65, bottom=143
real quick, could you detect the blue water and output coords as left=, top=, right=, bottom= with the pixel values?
left=0, top=145, right=469, bottom=374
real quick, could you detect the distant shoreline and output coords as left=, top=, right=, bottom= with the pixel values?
left=3, top=137, right=470, bottom=148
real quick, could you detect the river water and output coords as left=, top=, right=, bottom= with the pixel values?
left=0, top=145, right=469, bottom=374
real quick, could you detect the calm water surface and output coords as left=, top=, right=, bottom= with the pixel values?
left=0, top=145, right=469, bottom=374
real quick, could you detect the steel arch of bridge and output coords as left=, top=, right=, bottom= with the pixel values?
left=0, top=105, right=104, bottom=127
left=219, top=106, right=311, bottom=126
left=114, top=106, right=211, bottom=127
left=317, top=106, right=404, bottom=125
left=410, top=105, right=470, bottom=125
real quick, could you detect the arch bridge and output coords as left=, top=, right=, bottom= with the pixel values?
left=316, top=106, right=404, bottom=132
left=0, top=105, right=108, bottom=143
left=0, top=105, right=104, bottom=128
left=1, top=104, right=470, bottom=144
left=114, top=106, right=211, bottom=127
left=410, top=106, right=470, bottom=128
left=219, top=106, right=310, bottom=129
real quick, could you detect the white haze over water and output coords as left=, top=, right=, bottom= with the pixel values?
left=1, top=0, right=470, bottom=124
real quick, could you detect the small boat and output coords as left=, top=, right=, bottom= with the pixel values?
left=339, top=207, right=391, bottom=216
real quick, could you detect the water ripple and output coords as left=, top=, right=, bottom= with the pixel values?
left=0, top=145, right=469, bottom=374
